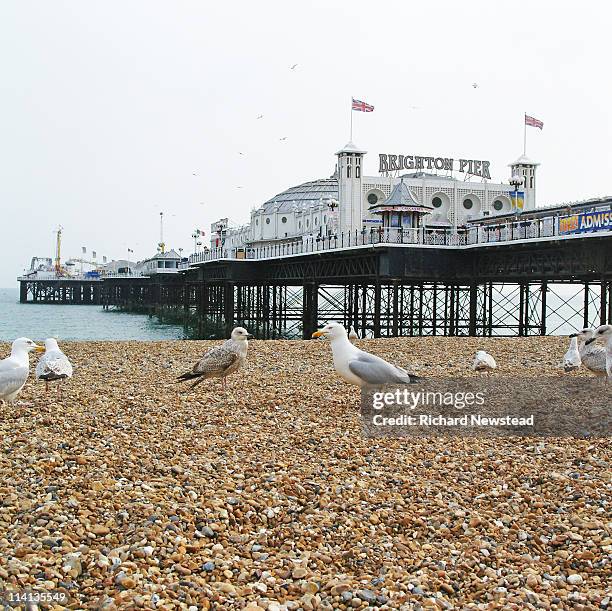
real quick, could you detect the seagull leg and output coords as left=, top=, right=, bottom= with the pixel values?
left=45, top=381, right=49, bottom=394
left=222, top=377, right=226, bottom=392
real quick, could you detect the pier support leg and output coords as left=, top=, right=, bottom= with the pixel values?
left=302, top=282, right=318, bottom=339
left=468, top=282, right=478, bottom=336
left=600, top=279, right=608, bottom=327
left=223, top=282, right=235, bottom=337
left=540, top=281, right=548, bottom=335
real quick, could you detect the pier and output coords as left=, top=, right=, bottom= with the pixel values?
left=18, top=213, right=612, bottom=339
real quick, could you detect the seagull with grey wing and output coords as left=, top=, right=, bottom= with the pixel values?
left=36, top=338, right=73, bottom=396
left=586, top=324, right=612, bottom=379
left=312, top=322, right=419, bottom=387
left=177, top=327, right=254, bottom=391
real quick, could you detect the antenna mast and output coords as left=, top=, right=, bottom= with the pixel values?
left=54, top=226, right=63, bottom=277
left=158, top=212, right=165, bottom=253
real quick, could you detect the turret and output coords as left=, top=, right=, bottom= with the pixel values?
left=336, top=142, right=366, bottom=233
left=509, top=154, right=538, bottom=211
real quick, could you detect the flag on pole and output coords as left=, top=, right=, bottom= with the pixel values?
left=352, top=98, right=374, bottom=112
left=525, top=114, right=544, bottom=130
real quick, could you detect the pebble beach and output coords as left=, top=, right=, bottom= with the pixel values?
left=0, top=337, right=610, bottom=610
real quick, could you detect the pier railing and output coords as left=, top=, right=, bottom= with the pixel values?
left=186, top=212, right=610, bottom=266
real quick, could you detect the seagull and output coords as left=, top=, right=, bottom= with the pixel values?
left=570, top=328, right=607, bottom=376
left=176, top=327, right=254, bottom=391
left=472, top=83, right=478, bottom=88
left=238, top=152, right=244, bottom=156
left=279, top=137, right=288, bottom=141
left=472, top=350, right=497, bottom=373
left=290, top=64, right=298, bottom=70
left=586, top=325, right=612, bottom=378
left=0, top=338, right=44, bottom=404
left=36, top=338, right=73, bottom=395
left=562, top=336, right=581, bottom=372
left=312, top=322, right=419, bottom=387
left=192, top=172, right=198, bottom=176
left=236, top=186, right=243, bottom=189
left=348, top=326, right=359, bottom=341
left=256, top=114, right=264, bottom=119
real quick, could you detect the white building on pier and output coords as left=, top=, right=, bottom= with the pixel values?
left=212, top=142, right=538, bottom=250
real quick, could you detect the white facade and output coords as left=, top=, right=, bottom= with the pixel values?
left=215, top=143, right=538, bottom=250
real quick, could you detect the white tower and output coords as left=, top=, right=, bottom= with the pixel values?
left=509, top=155, right=538, bottom=211
left=336, top=142, right=366, bottom=233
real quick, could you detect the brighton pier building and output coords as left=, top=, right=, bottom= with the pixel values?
left=211, top=142, right=538, bottom=250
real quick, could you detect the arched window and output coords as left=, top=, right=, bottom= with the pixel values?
left=356, top=165, right=360, bottom=178
left=347, top=165, right=351, bottom=178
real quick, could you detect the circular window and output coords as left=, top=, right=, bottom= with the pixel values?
left=265, top=218, right=270, bottom=224
left=432, top=196, right=442, bottom=208
left=367, top=193, right=378, bottom=205
left=281, top=216, right=287, bottom=223
left=463, top=198, right=474, bottom=210
left=493, top=200, right=504, bottom=211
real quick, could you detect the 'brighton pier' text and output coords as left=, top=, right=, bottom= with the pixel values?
left=379, top=153, right=491, bottom=179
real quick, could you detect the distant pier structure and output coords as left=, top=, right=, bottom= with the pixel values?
left=18, top=203, right=612, bottom=339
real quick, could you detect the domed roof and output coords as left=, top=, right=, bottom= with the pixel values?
left=261, top=178, right=338, bottom=213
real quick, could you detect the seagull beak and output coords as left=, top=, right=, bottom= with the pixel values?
left=34, top=345, right=45, bottom=353
left=568, top=333, right=578, bottom=338
left=312, top=330, right=325, bottom=338
left=585, top=338, right=596, bottom=345
left=246, top=334, right=254, bottom=339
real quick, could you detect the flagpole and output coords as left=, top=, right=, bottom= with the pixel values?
left=350, top=97, right=353, bottom=141
left=523, top=111, right=527, bottom=156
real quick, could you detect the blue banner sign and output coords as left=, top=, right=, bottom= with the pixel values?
left=559, top=210, right=612, bottom=235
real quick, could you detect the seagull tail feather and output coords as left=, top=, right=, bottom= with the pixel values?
left=176, top=371, right=201, bottom=382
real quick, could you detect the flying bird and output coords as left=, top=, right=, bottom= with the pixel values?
left=36, top=338, right=73, bottom=395
left=256, top=114, right=264, bottom=119
left=0, top=338, right=44, bottom=404
left=279, top=137, right=288, bottom=141
left=472, top=350, right=497, bottom=373
left=290, top=64, right=298, bottom=70
left=236, top=186, right=244, bottom=189
left=472, top=83, right=478, bottom=88
left=238, top=152, right=244, bottom=156
left=312, top=322, right=419, bottom=387
left=176, top=327, right=254, bottom=391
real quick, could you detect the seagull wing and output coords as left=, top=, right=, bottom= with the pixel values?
left=0, top=359, right=29, bottom=399
left=192, top=342, right=240, bottom=377
left=36, top=351, right=73, bottom=380
left=348, top=351, right=417, bottom=385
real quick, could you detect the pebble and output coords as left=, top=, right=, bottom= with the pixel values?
left=0, top=337, right=608, bottom=609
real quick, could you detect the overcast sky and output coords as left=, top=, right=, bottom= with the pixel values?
left=1, top=0, right=611, bottom=287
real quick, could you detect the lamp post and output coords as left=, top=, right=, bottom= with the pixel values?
left=325, top=197, right=339, bottom=237
left=509, top=174, right=524, bottom=212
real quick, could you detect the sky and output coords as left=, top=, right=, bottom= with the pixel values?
left=1, top=0, right=611, bottom=287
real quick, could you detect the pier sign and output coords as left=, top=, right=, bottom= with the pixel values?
left=379, top=153, right=491, bottom=179
left=559, top=210, right=612, bottom=235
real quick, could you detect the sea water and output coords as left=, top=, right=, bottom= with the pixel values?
left=0, top=287, right=186, bottom=341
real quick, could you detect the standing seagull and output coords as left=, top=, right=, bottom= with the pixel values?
left=177, top=327, right=254, bottom=391
left=312, top=322, right=418, bottom=387
left=472, top=350, right=497, bottom=373
left=562, top=337, right=581, bottom=372
left=0, top=338, right=44, bottom=404
left=570, top=328, right=607, bottom=375
left=348, top=326, right=359, bottom=342
left=586, top=325, right=612, bottom=378
left=36, top=338, right=73, bottom=395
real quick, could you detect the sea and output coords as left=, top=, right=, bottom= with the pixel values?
left=0, top=288, right=186, bottom=341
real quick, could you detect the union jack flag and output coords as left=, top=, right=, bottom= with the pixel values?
left=525, top=114, right=544, bottom=129
left=352, top=98, right=374, bottom=112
